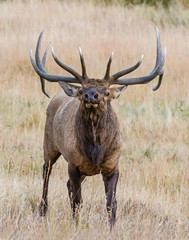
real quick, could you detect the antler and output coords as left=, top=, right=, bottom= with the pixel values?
left=79, top=47, right=88, bottom=79
left=104, top=26, right=166, bottom=91
left=39, top=42, right=51, bottom=98
left=30, top=29, right=87, bottom=97
left=104, top=52, right=144, bottom=82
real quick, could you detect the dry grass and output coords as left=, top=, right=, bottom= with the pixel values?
left=0, top=0, right=189, bottom=239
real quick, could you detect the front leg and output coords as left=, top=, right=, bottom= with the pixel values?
left=67, top=164, right=83, bottom=221
left=103, top=169, right=119, bottom=230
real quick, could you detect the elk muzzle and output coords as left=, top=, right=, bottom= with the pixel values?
left=84, top=90, right=99, bottom=109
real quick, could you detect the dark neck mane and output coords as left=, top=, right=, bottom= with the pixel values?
left=76, top=103, right=120, bottom=166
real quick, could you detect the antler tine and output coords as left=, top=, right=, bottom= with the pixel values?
left=112, top=26, right=166, bottom=91
left=30, top=29, right=82, bottom=97
left=104, top=52, right=144, bottom=84
left=34, top=28, right=51, bottom=97
left=35, top=28, right=46, bottom=71
left=78, top=47, right=88, bottom=79
left=110, top=54, right=144, bottom=84
left=152, top=69, right=164, bottom=91
left=42, top=42, right=51, bottom=67
left=51, top=47, right=83, bottom=82
left=40, top=43, right=51, bottom=98
left=30, top=49, right=78, bottom=83
left=104, top=52, right=114, bottom=81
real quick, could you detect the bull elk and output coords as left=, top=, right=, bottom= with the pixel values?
left=30, top=27, right=166, bottom=229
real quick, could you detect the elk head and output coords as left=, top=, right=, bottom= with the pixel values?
left=30, top=27, right=166, bottom=108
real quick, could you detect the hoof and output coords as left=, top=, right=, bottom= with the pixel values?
left=39, top=200, right=48, bottom=216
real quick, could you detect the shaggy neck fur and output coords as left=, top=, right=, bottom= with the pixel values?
left=76, top=102, right=120, bottom=166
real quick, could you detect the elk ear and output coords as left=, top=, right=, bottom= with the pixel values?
left=58, top=82, right=79, bottom=97
left=112, top=86, right=127, bottom=99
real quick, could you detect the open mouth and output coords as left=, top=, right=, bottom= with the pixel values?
left=85, top=103, right=99, bottom=109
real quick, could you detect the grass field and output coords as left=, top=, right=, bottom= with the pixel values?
left=0, top=0, right=189, bottom=239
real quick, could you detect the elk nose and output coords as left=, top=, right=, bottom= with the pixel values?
left=84, top=92, right=98, bottom=102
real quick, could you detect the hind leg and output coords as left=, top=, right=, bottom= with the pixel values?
left=39, top=152, right=61, bottom=216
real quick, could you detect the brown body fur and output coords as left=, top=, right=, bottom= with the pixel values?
left=45, top=90, right=122, bottom=175
left=39, top=79, right=124, bottom=230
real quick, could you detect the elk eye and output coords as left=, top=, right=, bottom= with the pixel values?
left=79, top=90, right=83, bottom=95
left=105, top=92, right=110, bottom=97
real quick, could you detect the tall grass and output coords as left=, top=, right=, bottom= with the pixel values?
left=96, top=0, right=189, bottom=8
left=0, top=0, right=188, bottom=239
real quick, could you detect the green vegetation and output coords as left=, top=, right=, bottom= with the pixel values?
left=1, top=0, right=189, bottom=7
left=97, top=0, right=189, bottom=7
